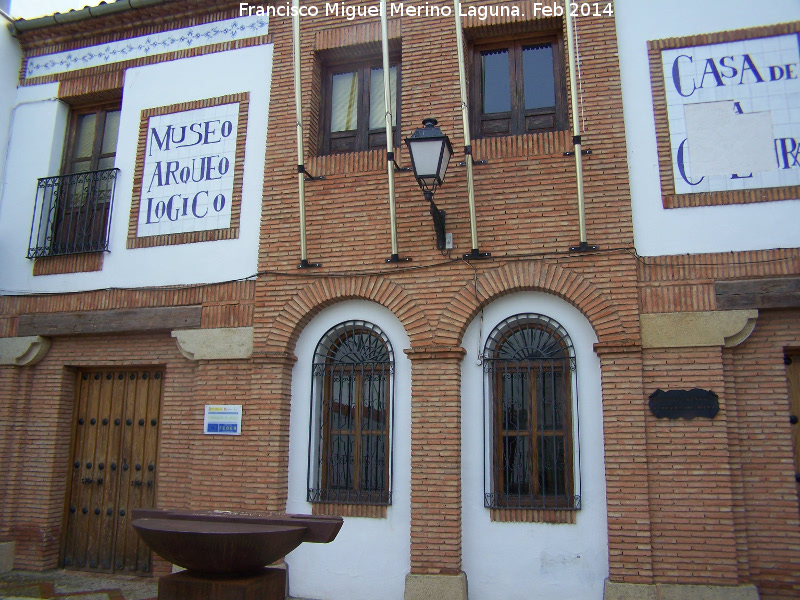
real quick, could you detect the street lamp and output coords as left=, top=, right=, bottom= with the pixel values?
left=404, top=118, right=453, bottom=250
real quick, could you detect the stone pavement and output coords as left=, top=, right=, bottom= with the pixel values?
left=0, top=570, right=157, bottom=600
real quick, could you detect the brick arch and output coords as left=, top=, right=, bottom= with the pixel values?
left=266, top=276, right=432, bottom=354
left=438, top=261, right=628, bottom=346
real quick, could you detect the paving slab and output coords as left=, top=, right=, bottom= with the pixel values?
left=0, top=571, right=157, bottom=600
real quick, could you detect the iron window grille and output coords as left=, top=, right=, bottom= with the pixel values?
left=27, top=168, right=120, bottom=258
left=308, top=320, right=394, bottom=506
left=483, top=314, right=581, bottom=511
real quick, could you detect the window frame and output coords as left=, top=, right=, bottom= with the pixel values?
left=470, top=32, right=568, bottom=139
left=27, top=99, right=122, bottom=258
left=62, top=101, right=121, bottom=175
left=483, top=314, right=579, bottom=512
left=308, top=320, right=394, bottom=507
left=319, top=54, right=401, bottom=155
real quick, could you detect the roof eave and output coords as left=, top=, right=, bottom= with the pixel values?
left=7, top=0, right=167, bottom=36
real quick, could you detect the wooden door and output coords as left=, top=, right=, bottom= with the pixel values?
left=62, top=368, right=163, bottom=574
left=787, top=355, right=800, bottom=497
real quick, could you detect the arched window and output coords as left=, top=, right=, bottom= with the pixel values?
left=483, top=314, right=580, bottom=511
left=308, top=321, right=393, bottom=506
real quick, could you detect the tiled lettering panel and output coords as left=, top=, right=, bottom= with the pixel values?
left=661, top=33, right=800, bottom=194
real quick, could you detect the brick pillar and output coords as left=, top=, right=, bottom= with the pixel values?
left=403, top=346, right=467, bottom=600
left=595, top=342, right=654, bottom=585
left=0, top=366, right=31, bottom=550
left=249, top=351, right=296, bottom=512
left=642, top=346, right=739, bottom=584
left=1, top=359, right=71, bottom=570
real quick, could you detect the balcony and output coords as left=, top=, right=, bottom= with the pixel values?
left=27, top=168, right=120, bottom=259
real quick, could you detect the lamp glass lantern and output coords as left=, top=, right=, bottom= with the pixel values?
left=405, top=118, right=453, bottom=194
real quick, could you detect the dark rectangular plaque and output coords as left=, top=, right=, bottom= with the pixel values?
left=648, top=388, right=719, bottom=420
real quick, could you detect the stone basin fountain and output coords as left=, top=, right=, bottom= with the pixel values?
left=131, top=508, right=343, bottom=600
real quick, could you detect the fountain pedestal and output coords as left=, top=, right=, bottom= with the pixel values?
left=131, top=509, right=343, bottom=600
left=158, top=567, right=285, bottom=600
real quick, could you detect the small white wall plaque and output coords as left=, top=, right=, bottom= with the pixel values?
left=203, top=405, right=242, bottom=435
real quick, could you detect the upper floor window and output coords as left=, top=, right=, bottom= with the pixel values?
left=64, top=103, right=121, bottom=174
left=308, top=321, right=394, bottom=507
left=483, top=314, right=579, bottom=511
left=321, top=58, right=400, bottom=154
left=471, top=35, right=567, bottom=138
left=27, top=101, right=121, bottom=258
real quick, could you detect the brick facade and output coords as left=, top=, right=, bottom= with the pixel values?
left=636, top=251, right=800, bottom=598
left=1, top=1, right=799, bottom=599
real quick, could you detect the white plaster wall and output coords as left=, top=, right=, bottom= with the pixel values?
left=615, top=0, right=800, bottom=256
left=461, top=292, right=608, bottom=600
left=285, top=300, right=412, bottom=600
left=0, top=18, right=22, bottom=205
left=0, top=44, right=271, bottom=294
left=0, top=83, right=67, bottom=286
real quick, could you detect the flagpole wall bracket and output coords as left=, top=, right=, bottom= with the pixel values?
left=299, top=165, right=325, bottom=182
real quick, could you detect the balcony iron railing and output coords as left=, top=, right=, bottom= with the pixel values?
left=27, top=168, right=119, bottom=258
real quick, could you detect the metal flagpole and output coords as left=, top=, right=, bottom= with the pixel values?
left=453, top=0, right=490, bottom=260
left=381, top=0, right=405, bottom=263
left=564, top=0, right=596, bottom=252
left=293, top=0, right=321, bottom=267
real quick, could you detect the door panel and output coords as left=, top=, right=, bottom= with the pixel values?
left=97, top=373, right=125, bottom=571
left=138, top=374, right=162, bottom=571
left=63, top=373, right=92, bottom=570
left=787, top=355, right=800, bottom=497
left=63, top=368, right=163, bottom=575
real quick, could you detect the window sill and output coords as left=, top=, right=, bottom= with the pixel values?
left=307, top=148, right=395, bottom=178
left=490, top=507, right=577, bottom=524
left=485, top=491, right=580, bottom=523
left=472, top=129, right=571, bottom=161
left=311, top=502, right=387, bottom=519
left=32, top=252, right=104, bottom=276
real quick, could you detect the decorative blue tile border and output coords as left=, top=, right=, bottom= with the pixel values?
left=25, top=14, right=270, bottom=79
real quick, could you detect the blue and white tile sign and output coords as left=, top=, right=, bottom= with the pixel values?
left=204, top=404, right=242, bottom=435
left=661, top=33, right=800, bottom=194
left=138, top=102, right=240, bottom=237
